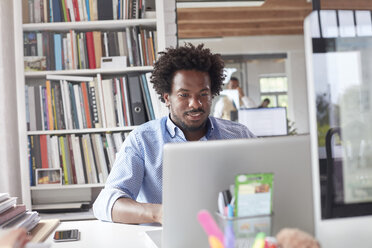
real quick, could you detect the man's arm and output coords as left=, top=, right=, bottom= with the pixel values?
left=111, top=198, right=162, bottom=224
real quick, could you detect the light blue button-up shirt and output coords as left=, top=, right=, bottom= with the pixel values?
left=93, top=115, right=255, bottom=221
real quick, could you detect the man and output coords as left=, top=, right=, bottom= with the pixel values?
left=258, top=98, right=271, bottom=108
left=93, top=43, right=255, bottom=224
left=228, top=77, right=256, bottom=108
left=213, top=77, right=256, bottom=120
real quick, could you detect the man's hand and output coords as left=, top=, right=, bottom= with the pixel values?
left=276, top=228, right=320, bottom=248
left=0, top=228, right=30, bottom=248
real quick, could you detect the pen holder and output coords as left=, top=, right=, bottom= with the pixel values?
left=215, top=212, right=273, bottom=247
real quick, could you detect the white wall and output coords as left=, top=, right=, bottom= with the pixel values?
left=0, top=0, right=22, bottom=198
left=180, top=35, right=309, bottom=134
left=245, top=59, right=286, bottom=106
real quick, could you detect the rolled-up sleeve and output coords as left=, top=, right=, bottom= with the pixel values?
left=93, top=132, right=145, bottom=222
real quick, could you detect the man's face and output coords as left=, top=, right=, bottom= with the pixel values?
left=228, top=79, right=239, bottom=89
left=163, top=70, right=212, bottom=132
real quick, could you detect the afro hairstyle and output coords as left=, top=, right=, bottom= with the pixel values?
left=150, top=43, right=225, bottom=103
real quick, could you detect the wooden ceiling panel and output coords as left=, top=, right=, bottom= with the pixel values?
left=177, top=0, right=312, bottom=38
left=177, top=0, right=372, bottom=39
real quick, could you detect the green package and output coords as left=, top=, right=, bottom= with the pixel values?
left=235, top=173, right=274, bottom=217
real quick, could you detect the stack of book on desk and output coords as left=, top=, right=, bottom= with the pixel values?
left=0, top=193, right=39, bottom=231
left=0, top=193, right=60, bottom=242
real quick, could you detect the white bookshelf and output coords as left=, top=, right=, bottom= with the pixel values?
left=27, top=126, right=137, bottom=135
left=23, top=19, right=157, bottom=31
left=30, top=183, right=104, bottom=190
left=15, top=0, right=177, bottom=211
left=25, top=66, right=154, bottom=77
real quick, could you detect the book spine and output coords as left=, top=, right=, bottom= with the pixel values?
left=59, top=136, right=69, bottom=184
left=67, top=135, right=77, bottom=184
left=81, top=82, right=92, bottom=128
left=68, top=82, right=79, bottom=129
left=51, top=85, right=58, bottom=129
left=39, top=134, right=49, bottom=168
left=85, top=31, right=96, bottom=69
left=45, top=80, right=54, bottom=130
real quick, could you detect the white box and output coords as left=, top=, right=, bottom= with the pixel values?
left=101, top=56, right=127, bottom=69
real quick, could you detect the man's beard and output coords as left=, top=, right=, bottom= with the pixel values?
left=172, top=108, right=208, bottom=132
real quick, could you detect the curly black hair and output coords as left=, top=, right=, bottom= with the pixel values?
left=150, top=43, right=225, bottom=103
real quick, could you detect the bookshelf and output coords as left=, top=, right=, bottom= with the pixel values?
left=15, top=0, right=177, bottom=211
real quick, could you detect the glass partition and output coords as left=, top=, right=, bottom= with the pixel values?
left=312, top=35, right=372, bottom=219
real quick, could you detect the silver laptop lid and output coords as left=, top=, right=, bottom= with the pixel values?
left=162, top=135, right=314, bottom=248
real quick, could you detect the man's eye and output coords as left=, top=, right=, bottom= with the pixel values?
left=201, top=93, right=209, bottom=96
left=179, top=94, right=188, bottom=97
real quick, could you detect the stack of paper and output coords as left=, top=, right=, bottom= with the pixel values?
left=0, top=192, right=40, bottom=232
left=0, top=193, right=17, bottom=214
left=2, top=211, right=40, bottom=232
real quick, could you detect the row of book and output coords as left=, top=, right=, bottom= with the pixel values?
left=23, top=0, right=154, bottom=24
left=28, top=132, right=127, bottom=186
left=24, top=27, right=157, bottom=71
left=25, top=73, right=157, bottom=131
left=0, top=193, right=39, bottom=231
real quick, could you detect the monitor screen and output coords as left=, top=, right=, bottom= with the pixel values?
left=238, top=107, right=287, bottom=137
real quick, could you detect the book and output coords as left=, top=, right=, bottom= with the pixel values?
left=122, top=75, right=133, bottom=125
left=119, top=77, right=129, bottom=126
left=29, top=219, right=60, bottom=243
left=85, top=31, right=96, bottom=69
left=96, top=74, right=107, bottom=128
left=68, top=82, right=80, bottom=129
left=2, top=211, right=40, bottom=232
left=89, top=80, right=102, bottom=128
left=0, top=197, right=17, bottom=214
left=73, top=84, right=84, bottom=129
left=29, top=136, right=36, bottom=185
left=22, top=0, right=30, bottom=23
left=39, top=134, right=49, bottom=168
left=91, top=134, right=103, bottom=183
left=59, top=136, right=69, bottom=184
left=93, top=31, right=102, bottom=68
left=27, top=86, right=37, bottom=131
left=105, top=133, right=116, bottom=168
left=67, top=135, right=78, bottom=184
left=139, top=74, right=154, bottom=120
left=45, top=80, right=54, bottom=130
left=101, top=79, right=116, bottom=127
left=114, top=78, right=124, bottom=126
left=97, top=0, right=113, bottom=20
left=71, top=134, right=86, bottom=184
left=0, top=193, right=9, bottom=203
left=81, top=82, right=93, bottom=128
left=53, top=33, right=62, bottom=70
left=0, top=205, right=27, bottom=226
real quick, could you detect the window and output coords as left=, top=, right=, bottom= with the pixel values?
left=259, top=76, right=288, bottom=108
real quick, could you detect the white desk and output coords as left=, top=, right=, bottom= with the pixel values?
left=44, top=220, right=162, bottom=248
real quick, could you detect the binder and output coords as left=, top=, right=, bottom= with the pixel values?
left=127, top=75, right=147, bottom=125
left=97, top=0, right=113, bottom=20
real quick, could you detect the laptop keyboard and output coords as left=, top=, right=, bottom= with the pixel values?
left=234, top=238, right=254, bottom=248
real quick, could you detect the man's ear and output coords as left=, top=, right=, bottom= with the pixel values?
left=163, top=93, right=170, bottom=107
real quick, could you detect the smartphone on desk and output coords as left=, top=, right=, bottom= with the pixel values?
left=53, top=229, right=80, bottom=242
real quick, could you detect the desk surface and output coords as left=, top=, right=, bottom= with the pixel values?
left=44, top=220, right=161, bottom=248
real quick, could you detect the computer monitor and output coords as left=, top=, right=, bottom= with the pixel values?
left=305, top=10, right=372, bottom=247
left=161, top=135, right=314, bottom=248
left=238, top=107, right=288, bottom=137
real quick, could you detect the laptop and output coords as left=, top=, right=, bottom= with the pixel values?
left=148, top=135, right=314, bottom=248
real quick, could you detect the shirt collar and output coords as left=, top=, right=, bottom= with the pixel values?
left=166, top=115, right=215, bottom=139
